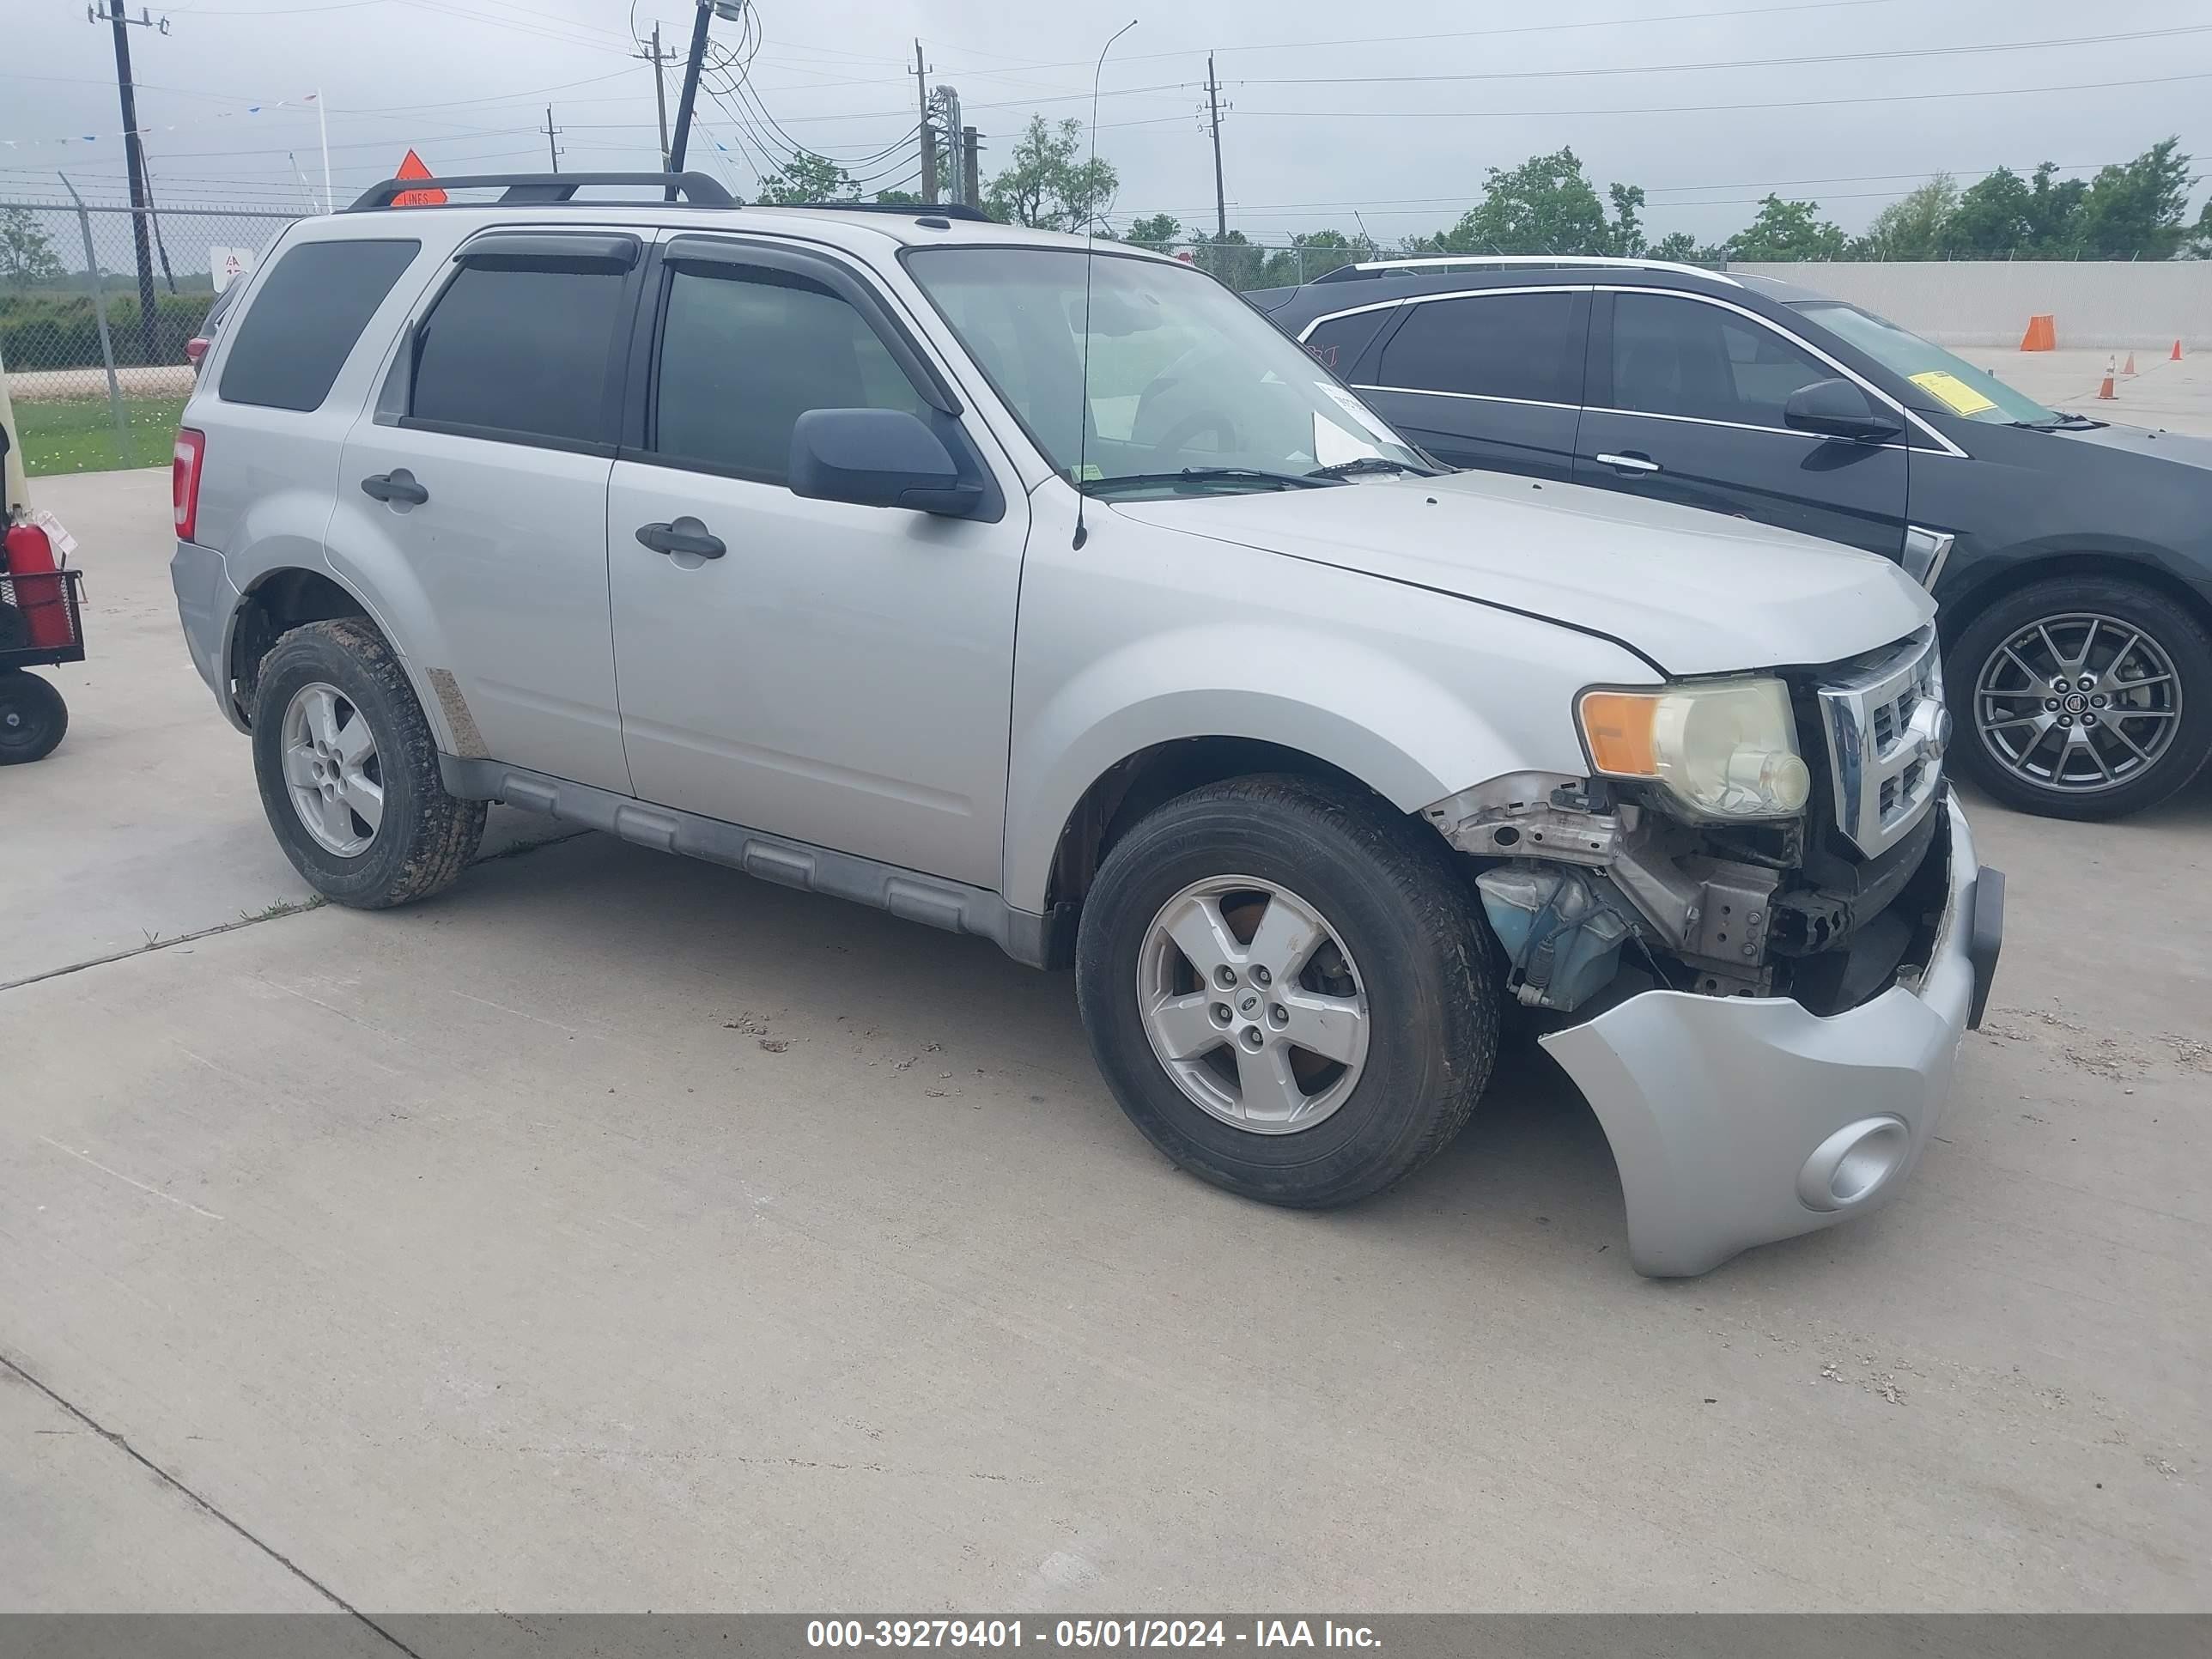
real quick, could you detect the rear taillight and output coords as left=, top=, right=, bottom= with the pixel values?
left=173, top=428, right=206, bottom=542
left=185, top=336, right=210, bottom=368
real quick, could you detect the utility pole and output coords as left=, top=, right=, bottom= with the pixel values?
left=961, top=126, right=981, bottom=212
left=912, top=40, right=936, bottom=204
left=1204, top=53, right=1227, bottom=240
left=635, top=21, right=673, bottom=167
left=667, top=0, right=716, bottom=186
left=88, top=1, right=165, bottom=368
left=933, top=86, right=963, bottom=204
left=542, top=105, right=562, bottom=172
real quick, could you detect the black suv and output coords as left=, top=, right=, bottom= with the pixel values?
left=1254, top=257, right=2212, bottom=820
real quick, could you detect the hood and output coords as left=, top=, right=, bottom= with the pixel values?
left=1109, top=468, right=1934, bottom=677
left=2049, top=420, right=2212, bottom=471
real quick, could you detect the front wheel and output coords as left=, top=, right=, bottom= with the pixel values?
left=1075, top=775, right=1500, bottom=1208
left=0, top=670, right=67, bottom=764
left=1948, top=575, right=2211, bottom=820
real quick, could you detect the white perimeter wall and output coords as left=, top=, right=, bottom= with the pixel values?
left=1727, top=261, right=2212, bottom=349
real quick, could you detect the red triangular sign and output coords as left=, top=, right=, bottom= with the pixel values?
left=391, top=149, right=447, bottom=207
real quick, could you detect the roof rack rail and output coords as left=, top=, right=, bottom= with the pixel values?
left=346, top=171, right=734, bottom=211
left=1310, top=253, right=1739, bottom=288
left=767, top=200, right=998, bottom=222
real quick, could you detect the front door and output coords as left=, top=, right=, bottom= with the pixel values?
left=1573, top=289, right=1909, bottom=561
left=333, top=230, right=639, bottom=793
left=606, top=243, right=1026, bottom=890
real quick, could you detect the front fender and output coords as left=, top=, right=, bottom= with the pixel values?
left=1002, top=502, right=1656, bottom=911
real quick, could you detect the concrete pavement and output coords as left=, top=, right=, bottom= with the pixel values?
left=2, top=471, right=2207, bottom=1615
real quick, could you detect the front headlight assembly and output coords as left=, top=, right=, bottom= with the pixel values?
left=1577, top=677, right=1812, bottom=820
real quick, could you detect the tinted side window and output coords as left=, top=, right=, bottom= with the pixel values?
left=1610, top=293, right=1832, bottom=428
left=1301, top=309, right=1395, bottom=376
left=219, top=238, right=418, bottom=411
left=410, top=264, right=627, bottom=446
left=1375, top=292, right=1581, bottom=404
left=652, top=266, right=927, bottom=483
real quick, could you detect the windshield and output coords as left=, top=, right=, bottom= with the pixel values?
left=906, top=246, right=1428, bottom=495
left=1793, top=301, right=2062, bottom=427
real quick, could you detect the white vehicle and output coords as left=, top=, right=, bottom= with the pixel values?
left=171, top=173, right=2003, bottom=1276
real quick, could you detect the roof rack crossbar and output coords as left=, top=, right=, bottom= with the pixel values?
left=1311, top=253, right=1738, bottom=288
left=346, top=171, right=734, bottom=211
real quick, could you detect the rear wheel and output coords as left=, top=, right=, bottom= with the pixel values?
left=1076, top=774, right=1499, bottom=1208
left=0, top=671, right=67, bottom=764
left=251, top=617, right=485, bottom=907
left=1948, top=575, right=2211, bottom=820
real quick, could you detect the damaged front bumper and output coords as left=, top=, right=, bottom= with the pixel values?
left=1540, top=793, right=2002, bottom=1278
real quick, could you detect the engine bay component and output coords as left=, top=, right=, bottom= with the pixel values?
left=1475, top=865, right=1632, bottom=1012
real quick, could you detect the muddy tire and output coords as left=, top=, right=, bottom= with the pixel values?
left=1076, top=774, right=1499, bottom=1208
left=250, top=617, right=484, bottom=908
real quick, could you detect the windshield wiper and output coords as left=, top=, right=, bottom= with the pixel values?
left=1305, top=456, right=1437, bottom=480
left=1081, top=466, right=1335, bottom=496
left=2012, top=413, right=2106, bottom=431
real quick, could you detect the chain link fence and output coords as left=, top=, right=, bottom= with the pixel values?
left=1, top=196, right=303, bottom=473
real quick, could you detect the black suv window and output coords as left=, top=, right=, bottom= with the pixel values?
left=651, top=265, right=927, bottom=484
left=219, top=238, right=418, bottom=412
left=1301, top=309, right=1395, bottom=377
left=1609, top=292, right=1833, bottom=428
left=410, top=263, right=628, bottom=447
left=1375, top=292, right=1582, bottom=404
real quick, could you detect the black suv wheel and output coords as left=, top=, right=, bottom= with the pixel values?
left=1948, top=574, right=2211, bottom=820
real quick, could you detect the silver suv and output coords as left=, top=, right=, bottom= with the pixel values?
left=171, top=173, right=2003, bottom=1277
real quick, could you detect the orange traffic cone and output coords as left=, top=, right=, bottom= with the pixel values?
left=2021, top=314, right=2057, bottom=351
left=2123, top=352, right=2137, bottom=375
left=2097, top=356, right=2117, bottom=400
left=2173, top=339, right=2186, bottom=361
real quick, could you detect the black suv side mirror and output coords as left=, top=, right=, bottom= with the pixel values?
left=788, top=409, right=983, bottom=516
left=1784, top=378, right=1904, bottom=444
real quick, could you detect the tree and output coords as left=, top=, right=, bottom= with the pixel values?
left=873, top=188, right=923, bottom=206
left=754, top=151, right=859, bottom=205
left=2191, top=195, right=2212, bottom=259
left=1431, top=147, right=1639, bottom=256
left=1650, top=229, right=1723, bottom=264
left=1852, top=174, right=1959, bottom=261
left=1123, top=212, right=1181, bottom=250
left=1188, top=229, right=1267, bottom=290
left=2070, top=138, right=2196, bottom=259
left=1724, top=195, right=1847, bottom=261
left=0, top=207, right=65, bottom=285
left=983, top=115, right=1117, bottom=233
left=1941, top=161, right=2087, bottom=258
left=1260, top=228, right=1377, bottom=285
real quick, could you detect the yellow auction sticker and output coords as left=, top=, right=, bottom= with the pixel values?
left=1909, top=369, right=1998, bottom=417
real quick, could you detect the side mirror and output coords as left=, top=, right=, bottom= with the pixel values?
left=1784, top=378, right=1904, bottom=443
left=788, top=408, right=982, bottom=516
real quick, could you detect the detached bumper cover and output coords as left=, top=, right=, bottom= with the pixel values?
left=1541, top=794, right=2001, bottom=1278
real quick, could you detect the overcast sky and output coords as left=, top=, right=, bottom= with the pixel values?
left=7, top=0, right=2209, bottom=245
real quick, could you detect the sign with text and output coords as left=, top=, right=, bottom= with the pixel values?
left=208, top=246, right=257, bottom=294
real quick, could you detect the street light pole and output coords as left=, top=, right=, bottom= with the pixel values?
left=667, top=0, right=716, bottom=187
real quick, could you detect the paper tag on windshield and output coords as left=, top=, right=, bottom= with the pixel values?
left=1316, top=382, right=1399, bottom=443
left=1909, top=370, right=1996, bottom=417
left=1313, top=414, right=1383, bottom=468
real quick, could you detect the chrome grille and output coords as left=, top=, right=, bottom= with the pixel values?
left=1817, top=628, right=1948, bottom=857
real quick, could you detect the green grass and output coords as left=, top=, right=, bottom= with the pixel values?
left=13, top=395, right=186, bottom=476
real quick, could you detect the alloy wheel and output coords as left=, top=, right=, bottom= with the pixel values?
left=1137, top=875, right=1370, bottom=1134
left=1972, top=611, right=2182, bottom=795
left=281, top=681, right=384, bottom=856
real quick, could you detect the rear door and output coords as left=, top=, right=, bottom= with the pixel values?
left=1346, top=288, right=1590, bottom=479
left=332, top=228, right=640, bottom=793
left=1572, top=289, right=1909, bottom=561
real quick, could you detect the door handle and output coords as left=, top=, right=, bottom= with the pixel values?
left=1595, top=452, right=1661, bottom=475
left=360, top=469, right=429, bottom=506
left=635, top=518, right=726, bottom=560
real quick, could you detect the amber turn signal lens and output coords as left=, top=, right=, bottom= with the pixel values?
left=1578, top=690, right=1660, bottom=777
